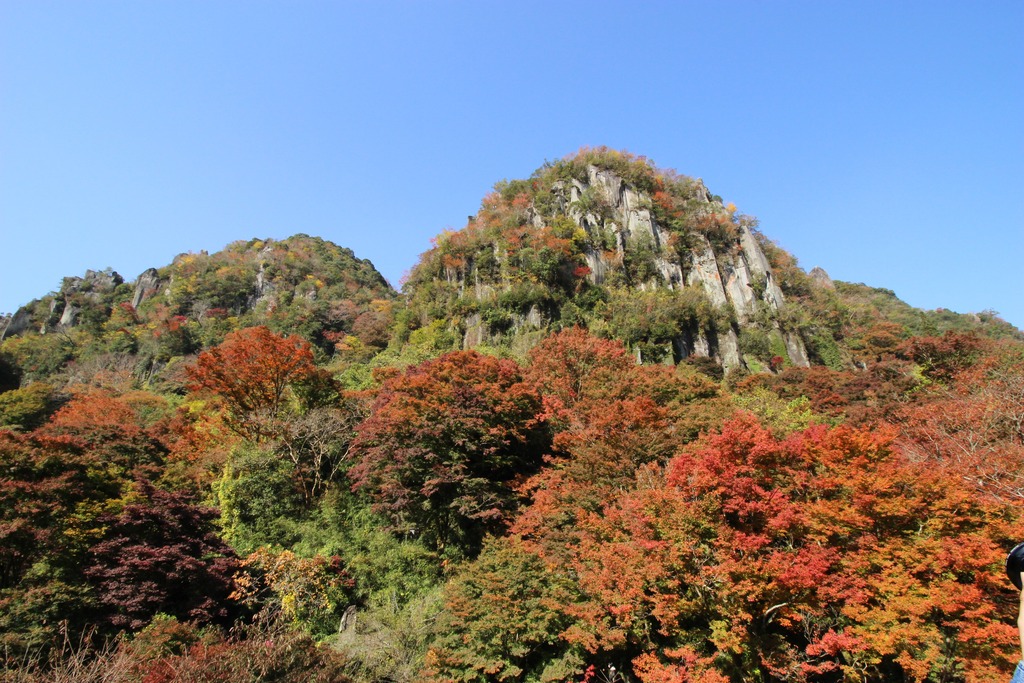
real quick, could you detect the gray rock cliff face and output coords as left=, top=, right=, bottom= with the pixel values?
left=448, top=164, right=809, bottom=372
left=4, top=269, right=126, bottom=336
left=810, top=266, right=835, bottom=290
left=3, top=269, right=125, bottom=338
left=131, top=268, right=167, bottom=309
left=0, top=308, right=33, bottom=340
left=250, top=242, right=279, bottom=309
left=558, top=165, right=807, bottom=371
left=56, top=269, right=123, bottom=328
left=59, top=303, right=79, bottom=327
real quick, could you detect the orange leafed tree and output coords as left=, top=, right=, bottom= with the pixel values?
left=42, top=389, right=168, bottom=479
left=443, top=414, right=1021, bottom=683
left=896, top=337, right=1024, bottom=501
left=186, top=326, right=318, bottom=441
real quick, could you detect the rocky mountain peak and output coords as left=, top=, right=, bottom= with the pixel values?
left=404, top=149, right=810, bottom=372
left=810, top=266, right=835, bottom=290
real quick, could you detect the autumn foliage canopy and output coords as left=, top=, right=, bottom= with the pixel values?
left=2, top=160, right=1024, bottom=683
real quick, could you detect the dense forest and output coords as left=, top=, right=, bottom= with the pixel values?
left=2, top=149, right=1022, bottom=682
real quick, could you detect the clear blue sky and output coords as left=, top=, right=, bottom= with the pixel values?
left=2, top=1, right=1021, bottom=329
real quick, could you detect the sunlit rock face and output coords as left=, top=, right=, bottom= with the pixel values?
left=409, top=157, right=810, bottom=373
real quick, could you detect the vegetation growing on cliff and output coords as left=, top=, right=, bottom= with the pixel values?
left=400, top=147, right=744, bottom=362
left=1, top=149, right=1022, bottom=682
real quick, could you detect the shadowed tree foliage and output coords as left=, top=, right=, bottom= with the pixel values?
left=85, top=480, right=240, bottom=631
left=0, top=381, right=60, bottom=431
left=0, top=429, right=131, bottom=652
left=349, top=350, right=549, bottom=559
left=426, top=537, right=578, bottom=682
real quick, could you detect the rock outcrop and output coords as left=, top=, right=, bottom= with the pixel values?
left=131, top=268, right=167, bottom=309
left=407, top=154, right=811, bottom=373
left=810, top=266, right=835, bottom=290
left=3, top=269, right=125, bottom=338
left=56, top=269, right=123, bottom=328
left=555, top=167, right=746, bottom=367
left=0, top=308, right=32, bottom=340
left=564, top=165, right=808, bottom=370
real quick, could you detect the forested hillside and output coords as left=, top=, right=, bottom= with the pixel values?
left=1, top=149, right=1022, bottom=683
